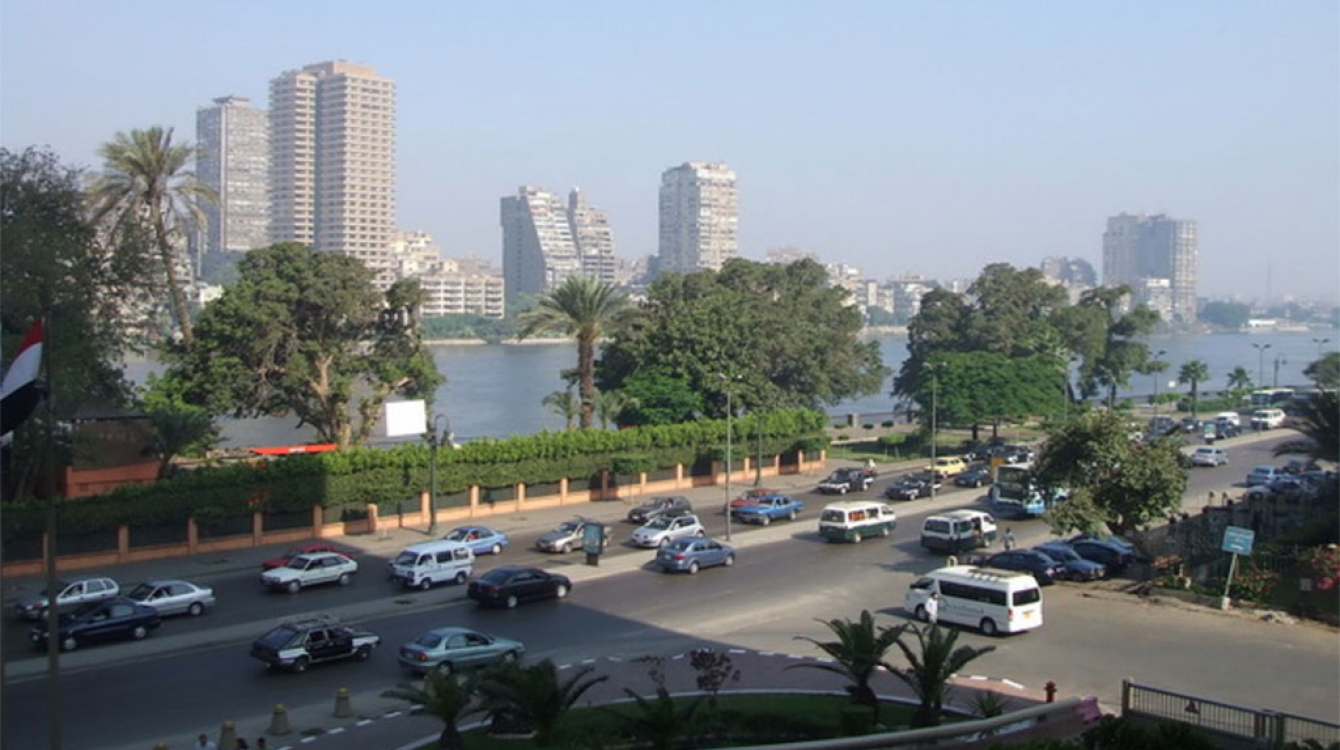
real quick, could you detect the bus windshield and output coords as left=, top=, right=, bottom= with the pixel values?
left=990, top=462, right=1065, bottom=519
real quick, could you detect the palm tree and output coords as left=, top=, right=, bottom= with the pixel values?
left=542, top=388, right=579, bottom=430
left=610, top=686, right=704, bottom=750
left=381, top=670, right=475, bottom=750
left=591, top=388, right=637, bottom=430
left=889, top=624, right=997, bottom=728
left=518, top=276, right=637, bottom=429
left=1273, top=391, right=1339, bottom=465
left=1177, top=360, right=1210, bottom=418
left=474, top=659, right=608, bottom=747
left=146, top=402, right=218, bottom=479
left=1226, top=366, right=1253, bottom=393
left=789, top=610, right=905, bottom=724
left=89, top=126, right=216, bottom=346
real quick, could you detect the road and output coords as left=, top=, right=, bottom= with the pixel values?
left=5, top=433, right=1334, bottom=749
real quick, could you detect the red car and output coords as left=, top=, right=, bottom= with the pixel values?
left=260, top=543, right=353, bottom=570
left=730, top=488, right=779, bottom=508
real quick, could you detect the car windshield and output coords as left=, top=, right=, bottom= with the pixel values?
left=478, top=568, right=516, bottom=585
left=556, top=521, right=581, bottom=534
left=925, top=519, right=951, bottom=533
left=665, top=538, right=694, bottom=551
left=1012, top=588, right=1042, bottom=606
left=645, top=517, right=672, bottom=530
left=286, top=556, right=313, bottom=569
left=820, top=509, right=845, bottom=522
left=414, top=633, right=444, bottom=648
left=444, top=529, right=470, bottom=541
left=392, top=551, right=418, bottom=566
left=257, top=626, right=301, bottom=649
left=1042, top=546, right=1079, bottom=562
left=127, top=583, right=155, bottom=599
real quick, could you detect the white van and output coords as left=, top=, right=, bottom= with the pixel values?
left=818, top=500, right=897, bottom=543
left=920, top=509, right=998, bottom=553
left=904, top=565, right=1043, bottom=636
left=1215, top=411, right=1242, bottom=427
left=1250, top=408, right=1286, bottom=430
left=387, top=540, right=474, bottom=590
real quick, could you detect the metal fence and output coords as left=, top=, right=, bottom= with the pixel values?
left=1122, top=679, right=1340, bottom=748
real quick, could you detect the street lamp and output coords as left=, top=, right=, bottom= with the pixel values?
left=924, top=362, right=941, bottom=501
left=1251, top=343, right=1271, bottom=389
left=1151, top=349, right=1167, bottom=416
left=718, top=373, right=740, bottom=541
left=426, top=414, right=451, bottom=535
left=1273, top=355, right=1287, bottom=388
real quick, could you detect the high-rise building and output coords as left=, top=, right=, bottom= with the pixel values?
left=269, top=60, right=396, bottom=272
left=195, top=95, right=270, bottom=258
left=1102, top=213, right=1198, bottom=324
left=500, top=186, right=582, bottom=305
left=657, top=162, right=737, bottom=274
left=567, top=188, right=616, bottom=284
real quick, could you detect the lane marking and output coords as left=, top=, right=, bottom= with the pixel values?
left=356, top=720, right=373, bottom=726
left=1004, top=679, right=1025, bottom=689
left=328, top=727, right=345, bottom=734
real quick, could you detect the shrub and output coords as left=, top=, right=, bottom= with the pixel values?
left=862, top=423, right=874, bottom=430
left=881, top=420, right=895, bottom=428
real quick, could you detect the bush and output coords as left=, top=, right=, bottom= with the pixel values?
left=862, top=423, right=874, bottom=430
left=881, top=420, right=895, bottom=428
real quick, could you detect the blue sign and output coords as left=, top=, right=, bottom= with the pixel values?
left=582, top=521, right=606, bottom=556
left=1221, top=526, right=1255, bottom=556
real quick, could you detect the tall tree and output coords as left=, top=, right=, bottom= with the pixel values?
left=1062, top=287, right=1160, bottom=406
left=1177, top=359, right=1210, bottom=418
left=541, top=388, right=578, bottom=430
left=381, top=670, right=475, bottom=750
left=890, top=624, right=996, bottom=728
left=474, top=659, right=608, bottom=747
left=88, top=126, right=216, bottom=345
left=617, top=369, right=703, bottom=426
left=1272, top=391, right=1339, bottom=466
left=1226, top=366, right=1254, bottom=392
left=164, top=243, right=442, bottom=449
left=1304, top=352, right=1340, bottom=389
left=789, top=610, right=905, bottom=724
left=908, top=352, right=1066, bottom=441
left=519, top=276, right=636, bottom=429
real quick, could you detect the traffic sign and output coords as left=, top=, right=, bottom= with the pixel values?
left=1221, top=526, right=1255, bottom=556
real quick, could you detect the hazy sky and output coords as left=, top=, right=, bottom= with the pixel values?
left=3, top=1, right=1336, bottom=302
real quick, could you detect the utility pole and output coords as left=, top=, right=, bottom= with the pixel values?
left=41, top=303, right=61, bottom=750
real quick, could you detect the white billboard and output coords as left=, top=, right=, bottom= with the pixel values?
left=383, top=399, right=428, bottom=438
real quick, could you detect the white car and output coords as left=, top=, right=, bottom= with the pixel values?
left=630, top=513, right=706, bottom=548
left=1189, top=447, right=1229, bottom=467
left=13, top=577, right=120, bottom=620
left=260, top=552, right=359, bottom=593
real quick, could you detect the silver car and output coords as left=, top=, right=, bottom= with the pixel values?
left=656, top=537, right=735, bottom=574
left=631, top=513, right=706, bottom=548
left=126, top=579, right=216, bottom=617
left=397, top=627, right=525, bottom=675
left=13, top=577, right=120, bottom=620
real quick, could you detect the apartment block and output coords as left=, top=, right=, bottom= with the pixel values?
left=657, top=161, right=737, bottom=274
left=567, top=188, right=617, bottom=284
left=195, top=95, right=269, bottom=257
left=1102, top=213, right=1198, bottom=324
left=500, top=186, right=582, bottom=304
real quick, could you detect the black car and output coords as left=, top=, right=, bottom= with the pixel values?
left=626, top=495, right=692, bottom=524
left=884, top=474, right=939, bottom=501
left=1069, top=539, right=1135, bottom=574
left=954, top=464, right=994, bottom=488
left=982, top=550, right=1061, bottom=585
left=250, top=619, right=381, bottom=673
left=1212, top=420, right=1241, bottom=439
left=30, top=597, right=161, bottom=652
left=817, top=468, right=875, bottom=494
left=467, top=567, right=572, bottom=609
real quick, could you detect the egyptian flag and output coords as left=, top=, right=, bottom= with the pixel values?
left=1, top=320, right=45, bottom=437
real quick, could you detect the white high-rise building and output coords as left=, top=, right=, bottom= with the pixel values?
left=567, top=188, right=616, bottom=284
left=657, top=161, right=737, bottom=274
left=500, top=186, right=582, bottom=305
left=195, top=95, right=270, bottom=259
left=1102, top=213, right=1198, bottom=324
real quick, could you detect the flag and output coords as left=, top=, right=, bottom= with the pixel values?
left=1, top=319, right=45, bottom=437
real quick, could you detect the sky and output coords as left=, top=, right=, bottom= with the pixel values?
left=2, top=1, right=1337, bottom=302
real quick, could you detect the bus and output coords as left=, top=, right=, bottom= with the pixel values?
left=988, top=462, right=1067, bottom=519
left=1250, top=388, right=1294, bottom=408
left=904, top=566, right=1043, bottom=635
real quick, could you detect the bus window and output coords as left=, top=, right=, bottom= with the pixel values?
left=1012, top=587, right=1041, bottom=606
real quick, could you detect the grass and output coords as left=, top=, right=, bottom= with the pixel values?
left=452, top=693, right=922, bottom=749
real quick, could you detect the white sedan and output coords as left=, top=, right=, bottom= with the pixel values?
left=260, top=552, right=359, bottom=593
left=630, top=514, right=706, bottom=548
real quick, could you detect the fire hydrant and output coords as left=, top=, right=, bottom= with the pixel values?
left=1045, top=681, right=1057, bottom=703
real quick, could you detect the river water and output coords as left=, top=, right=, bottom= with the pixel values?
left=120, top=329, right=1335, bottom=448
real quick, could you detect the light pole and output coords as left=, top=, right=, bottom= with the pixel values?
left=1151, top=349, right=1167, bottom=416
left=1273, top=355, right=1286, bottom=388
left=753, top=406, right=765, bottom=487
left=426, top=414, right=451, bottom=535
left=718, top=373, right=739, bottom=541
left=1251, top=343, right=1271, bottom=389
left=925, top=362, right=940, bottom=501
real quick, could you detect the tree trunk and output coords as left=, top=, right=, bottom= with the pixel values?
left=150, top=202, right=193, bottom=346
left=577, top=334, right=595, bottom=429
left=438, top=722, right=463, bottom=750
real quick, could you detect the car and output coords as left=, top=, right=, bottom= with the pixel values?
left=467, top=567, right=572, bottom=609
left=1215, top=411, right=1242, bottom=427
left=442, top=526, right=510, bottom=556
left=249, top=619, right=380, bottom=673
left=730, top=488, right=780, bottom=508
left=397, top=627, right=525, bottom=675
left=1179, top=417, right=1202, bottom=434
left=260, top=542, right=354, bottom=570
left=981, top=550, right=1062, bottom=584
left=954, top=464, right=994, bottom=488
left=536, top=517, right=610, bottom=554
left=1211, top=419, right=1241, bottom=439
left=1068, top=538, right=1135, bottom=574
left=30, top=597, right=160, bottom=652
left=926, top=456, right=969, bottom=479
left=884, top=474, right=940, bottom=501
left=1246, top=465, right=1282, bottom=487
left=1282, top=459, right=1321, bottom=476
left=626, top=496, right=693, bottom=524
left=1246, top=477, right=1312, bottom=502
left=1146, top=415, right=1178, bottom=438
left=730, top=494, right=803, bottom=525
left=125, top=579, right=216, bottom=617
left=631, top=513, right=706, bottom=548
left=14, top=576, right=120, bottom=620
left=260, top=552, right=359, bottom=593
left=1066, top=533, right=1137, bottom=555
left=1189, top=446, right=1229, bottom=467
left=656, top=537, right=735, bottom=574
left=1033, top=543, right=1107, bottom=581
left=817, top=468, right=874, bottom=494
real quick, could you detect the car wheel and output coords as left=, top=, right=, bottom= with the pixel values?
left=760, top=515, right=771, bottom=526
left=688, top=561, right=700, bottom=575
left=490, top=543, right=503, bottom=555
left=554, top=584, right=569, bottom=599
left=356, top=645, right=372, bottom=661
left=657, top=537, right=669, bottom=547
left=980, top=618, right=999, bottom=637
left=696, top=529, right=706, bottom=536
left=286, top=580, right=302, bottom=594
left=61, top=636, right=77, bottom=652
left=436, top=661, right=454, bottom=676
left=723, top=554, right=735, bottom=567
left=788, top=510, right=798, bottom=521
left=132, top=625, right=149, bottom=640
left=505, top=595, right=519, bottom=609
left=915, top=605, right=928, bottom=622
left=187, top=602, right=205, bottom=617
left=337, top=572, right=352, bottom=586
left=292, top=656, right=310, bottom=673
left=560, top=542, right=572, bottom=554
left=418, top=578, right=433, bottom=591
left=502, top=650, right=519, bottom=664
left=454, top=571, right=468, bottom=585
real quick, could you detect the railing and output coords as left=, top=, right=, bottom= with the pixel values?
left=1122, top=679, right=1340, bottom=748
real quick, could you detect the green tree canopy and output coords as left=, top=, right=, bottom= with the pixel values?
left=912, top=353, right=1067, bottom=437
left=163, top=243, right=443, bottom=449
left=1304, top=351, right=1340, bottom=389
left=617, top=369, right=703, bottom=426
left=1272, top=391, right=1339, bottom=465
left=1177, top=359, right=1210, bottom=417
left=1199, top=300, right=1252, bottom=330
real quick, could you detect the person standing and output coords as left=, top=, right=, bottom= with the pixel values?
left=194, top=735, right=219, bottom=750
left=1002, top=528, right=1016, bottom=551
left=924, top=591, right=940, bottom=624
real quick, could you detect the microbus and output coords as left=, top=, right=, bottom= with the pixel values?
left=904, top=565, right=1043, bottom=636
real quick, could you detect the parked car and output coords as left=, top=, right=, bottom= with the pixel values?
left=1146, top=415, right=1178, bottom=438
left=656, top=537, right=735, bottom=574
left=626, top=496, right=692, bottom=524
left=31, top=597, right=160, bottom=652
left=249, top=619, right=380, bottom=673
left=467, top=567, right=571, bottom=609
left=817, top=468, right=874, bottom=494
left=125, top=579, right=216, bottom=617
left=1189, top=446, right=1229, bottom=467
left=1068, top=539, right=1135, bottom=574
left=926, top=456, right=969, bottom=479
left=884, top=474, right=940, bottom=501
left=954, top=464, right=994, bottom=488
left=260, top=542, right=354, bottom=571
left=1282, top=459, right=1321, bottom=476
left=260, top=552, right=359, bottom=594
left=1179, top=417, right=1203, bottom=434
left=631, top=513, right=706, bottom=548
left=730, top=494, right=803, bottom=525
left=536, top=517, right=609, bottom=554
left=397, top=627, right=524, bottom=675
left=1033, top=543, right=1107, bottom=581
left=442, top=526, right=510, bottom=556
left=731, top=488, right=780, bottom=508
left=1246, top=477, right=1312, bottom=502
left=981, top=550, right=1061, bottom=585
left=1246, top=465, right=1282, bottom=487
left=1211, top=419, right=1241, bottom=439
left=14, top=577, right=120, bottom=621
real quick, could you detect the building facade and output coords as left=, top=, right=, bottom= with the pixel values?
left=657, top=162, right=737, bottom=274
left=567, top=188, right=617, bottom=284
left=500, top=186, right=582, bottom=304
left=195, top=95, right=270, bottom=258
left=269, top=61, right=396, bottom=271
left=1101, top=213, right=1198, bottom=324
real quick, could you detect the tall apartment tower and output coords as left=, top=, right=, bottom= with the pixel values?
left=1101, top=212, right=1198, bottom=324
left=567, top=188, right=616, bottom=285
left=657, top=162, right=737, bottom=274
left=500, top=186, right=582, bottom=305
left=195, top=95, right=270, bottom=258
left=268, top=61, right=396, bottom=271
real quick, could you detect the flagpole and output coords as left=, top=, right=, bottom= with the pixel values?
left=41, top=310, right=61, bottom=750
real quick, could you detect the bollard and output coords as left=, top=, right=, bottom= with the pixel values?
left=268, top=704, right=292, bottom=736
left=333, top=687, right=353, bottom=718
left=219, top=720, right=238, bottom=750
left=1045, top=681, right=1057, bottom=703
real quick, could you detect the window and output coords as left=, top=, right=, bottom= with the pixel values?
left=454, top=549, right=471, bottom=561
left=447, top=635, right=468, bottom=649
left=436, top=551, right=454, bottom=564
left=1012, top=588, right=1042, bottom=606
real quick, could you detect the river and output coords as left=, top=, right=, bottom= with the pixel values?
left=120, top=329, right=1335, bottom=448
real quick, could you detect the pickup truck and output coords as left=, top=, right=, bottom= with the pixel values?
left=817, top=468, right=875, bottom=494
left=731, top=494, right=803, bottom=525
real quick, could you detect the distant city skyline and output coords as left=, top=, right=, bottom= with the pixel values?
left=2, top=1, right=1335, bottom=302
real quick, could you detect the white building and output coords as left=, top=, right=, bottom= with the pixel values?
left=657, top=162, right=737, bottom=274
left=500, top=186, right=582, bottom=305
left=195, top=95, right=270, bottom=260
left=567, top=188, right=617, bottom=285
left=1102, top=213, right=1198, bottom=324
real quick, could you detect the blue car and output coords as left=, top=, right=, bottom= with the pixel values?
left=1034, top=543, right=1106, bottom=581
left=443, top=526, right=509, bottom=556
left=982, top=550, right=1061, bottom=585
left=1068, top=538, right=1135, bottom=573
left=655, top=537, right=735, bottom=574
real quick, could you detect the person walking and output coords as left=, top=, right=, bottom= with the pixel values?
left=1002, top=527, right=1016, bottom=551
left=924, top=591, right=940, bottom=625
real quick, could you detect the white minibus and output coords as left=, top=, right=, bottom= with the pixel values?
left=903, top=565, right=1043, bottom=636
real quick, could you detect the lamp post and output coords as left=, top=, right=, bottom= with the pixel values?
left=718, top=374, right=739, bottom=541
left=1151, top=349, right=1167, bottom=416
left=1251, top=343, right=1271, bottom=389
left=1273, top=355, right=1286, bottom=388
left=925, top=362, right=940, bottom=501
left=426, top=414, right=451, bottom=535
left=753, top=407, right=765, bottom=487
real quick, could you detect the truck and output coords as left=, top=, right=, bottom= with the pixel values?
left=731, top=494, right=803, bottom=525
